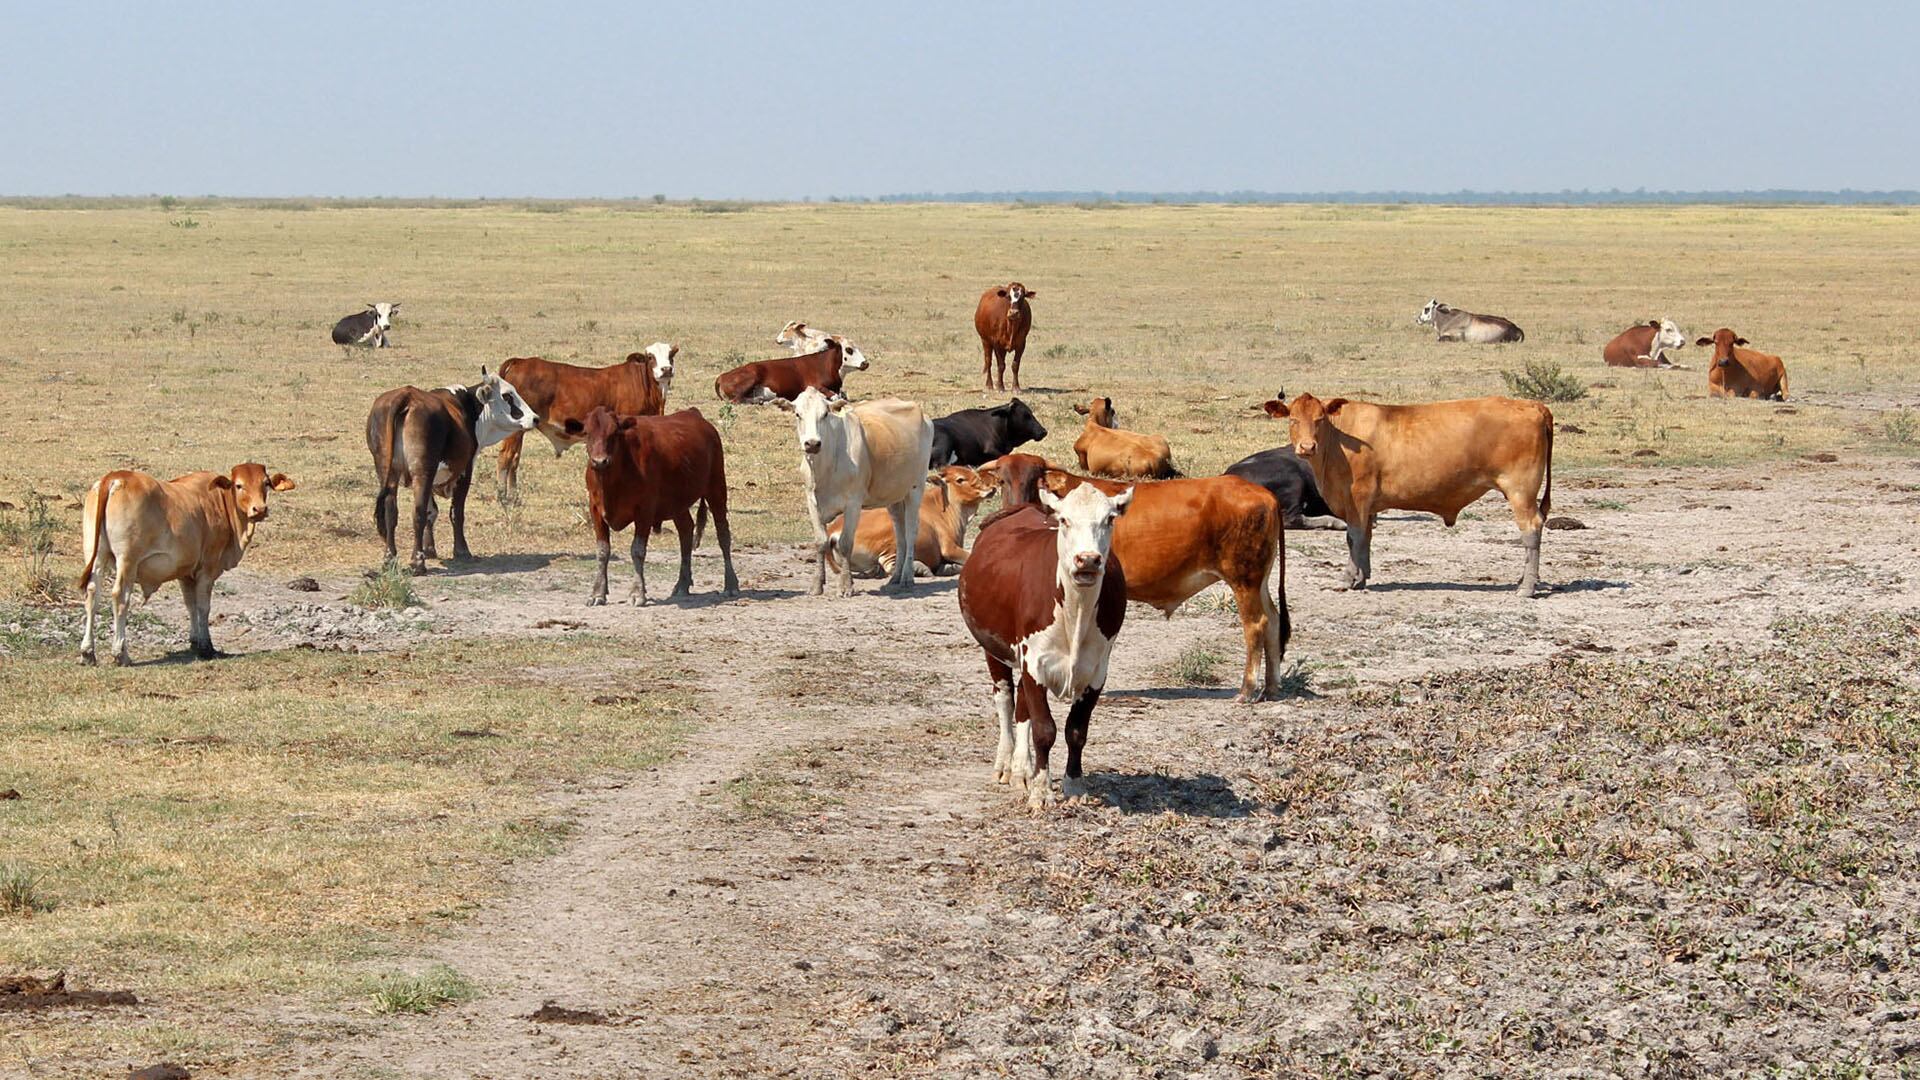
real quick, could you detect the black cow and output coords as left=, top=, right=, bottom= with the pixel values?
left=1223, top=446, right=1342, bottom=530
left=929, top=398, right=1048, bottom=467
left=333, top=302, right=399, bottom=348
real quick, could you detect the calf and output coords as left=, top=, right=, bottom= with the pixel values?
left=367, top=367, right=537, bottom=573
left=716, top=336, right=869, bottom=404
left=929, top=398, right=1048, bottom=467
left=775, top=320, right=833, bottom=355
left=1603, top=319, right=1687, bottom=368
left=1263, top=390, right=1553, bottom=596
left=975, top=282, right=1035, bottom=391
left=582, top=406, right=738, bottom=605
left=77, top=463, right=296, bottom=665
left=1697, top=328, right=1788, bottom=400
left=959, top=483, right=1131, bottom=810
left=332, top=302, right=399, bottom=348
left=1418, top=299, right=1524, bottom=343
left=1223, top=445, right=1343, bottom=530
left=827, top=465, right=996, bottom=578
left=994, top=454, right=1290, bottom=702
left=1072, top=396, right=1177, bottom=479
left=496, top=345, right=672, bottom=494
left=776, top=388, right=935, bottom=596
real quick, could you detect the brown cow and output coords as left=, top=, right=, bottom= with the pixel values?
left=1072, top=396, right=1177, bottom=479
left=714, top=336, right=870, bottom=404
left=77, top=464, right=296, bottom=665
left=975, top=282, right=1035, bottom=391
left=827, top=465, right=997, bottom=578
left=991, top=453, right=1290, bottom=702
left=496, top=345, right=672, bottom=494
left=958, top=483, right=1131, bottom=809
left=1603, top=319, right=1687, bottom=368
left=1262, top=391, right=1553, bottom=597
left=582, top=406, right=738, bottom=606
left=1696, top=328, right=1788, bottom=400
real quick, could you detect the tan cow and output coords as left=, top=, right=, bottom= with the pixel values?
left=827, top=465, right=996, bottom=578
left=77, top=464, right=296, bottom=666
left=1696, top=328, right=1788, bottom=400
left=1072, top=396, right=1177, bottom=479
left=1262, top=391, right=1553, bottom=597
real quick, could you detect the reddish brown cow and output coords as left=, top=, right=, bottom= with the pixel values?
left=958, top=483, right=1131, bottom=810
left=714, top=336, right=870, bottom=404
left=975, top=282, right=1035, bottom=391
left=987, top=453, right=1290, bottom=702
left=582, top=406, right=738, bottom=606
left=1696, top=328, right=1788, bottom=400
left=496, top=346, right=672, bottom=493
left=1602, top=319, right=1687, bottom=368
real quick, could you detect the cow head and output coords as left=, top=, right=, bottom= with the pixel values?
left=1417, top=299, right=1443, bottom=325
left=368, top=302, right=398, bottom=330
left=1651, top=318, right=1685, bottom=354
left=1262, top=390, right=1347, bottom=458
left=977, top=452, right=1048, bottom=508
left=775, top=386, right=849, bottom=457
left=1695, top=328, right=1748, bottom=367
left=472, top=365, right=539, bottom=447
left=827, top=335, right=870, bottom=371
left=936, top=465, right=998, bottom=511
left=776, top=320, right=810, bottom=349
left=997, top=398, right=1048, bottom=445
left=1037, top=481, right=1131, bottom=589
left=582, top=406, right=632, bottom=473
left=1005, top=282, right=1034, bottom=306
left=219, top=463, right=296, bottom=524
left=1073, top=397, right=1118, bottom=428
left=641, top=342, right=678, bottom=393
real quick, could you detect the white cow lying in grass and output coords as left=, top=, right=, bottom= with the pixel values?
left=777, top=387, right=934, bottom=597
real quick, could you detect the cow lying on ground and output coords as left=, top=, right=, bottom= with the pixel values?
left=929, top=398, right=1048, bottom=467
left=992, top=453, right=1291, bottom=702
left=975, top=282, right=1035, bottom=391
left=1697, top=328, right=1788, bottom=400
left=827, top=465, right=996, bottom=578
left=1262, top=390, right=1553, bottom=596
left=582, top=406, right=738, bottom=606
left=1223, top=445, right=1343, bottom=529
left=777, top=388, right=935, bottom=596
left=775, top=321, right=832, bottom=355
left=958, top=482, right=1131, bottom=809
left=77, top=463, right=295, bottom=665
left=367, top=367, right=537, bottom=573
left=716, top=336, right=869, bottom=404
left=1419, top=299, right=1525, bottom=343
left=332, top=302, right=398, bottom=348
left=1603, top=319, right=1687, bottom=368
left=496, top=345, right=672, bottom=494
left=1072, top=396, right=1177, bottom=479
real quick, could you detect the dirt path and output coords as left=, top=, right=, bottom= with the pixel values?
left=187, top=457, right=1919, bottom=1077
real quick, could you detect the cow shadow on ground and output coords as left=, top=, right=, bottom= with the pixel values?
left=645, top=586, right=802, bottom=609
left=1361, top=577, right=1632, bottom=596
left=425, top=553, right=561, bottom=578
left=1111, top=686, right=1318, bottom=703
left=1549, top=578, right=1632, bottom=594
left=1086, top=771, right=1260, bottom=819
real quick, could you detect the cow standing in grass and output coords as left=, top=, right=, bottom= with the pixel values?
left=777, top=388, right=934, bottom=597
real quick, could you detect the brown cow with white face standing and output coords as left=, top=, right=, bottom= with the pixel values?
left=975, top=282, right=1035, bottom=391
left=1697, top=328, right=1788, bottom=400
left=495, top=345, right=673, bottom=494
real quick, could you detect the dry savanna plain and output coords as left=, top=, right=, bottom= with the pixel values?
left=1, top=201, right=1918, bottom=1078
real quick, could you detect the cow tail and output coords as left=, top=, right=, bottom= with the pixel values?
left=1515, top=328, right=1525, bottom=343
left=1540, top=417, right=1554, bottom=522
left=76, top=477, right=119, bottom=590
left=824, top=524, right=842, bottom=573
left=695, top=498, right=708, bottom=550
left=1269, top=498, right=1291, bottom=660
left=373, top=399, right=404, bottom=487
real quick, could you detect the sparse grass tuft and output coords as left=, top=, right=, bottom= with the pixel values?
left=3, top=494, right=64, bottom=604
left=1161, top=643, right=1226, bottom=686
left=1272, top=660, right=1314, bottom=697
left=1882, top=408, right=1917, bottom=445
left=365, top=964, right=478, bottom=1014
left=0, top=861, right=55, bottom=916
left=1500, top=359, right=1589, bottom=403
left=350, top=561, right=421, bottom=610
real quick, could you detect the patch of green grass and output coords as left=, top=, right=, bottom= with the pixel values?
left=350, top=561, right=421, bottom=609
left=1161, top=643, right=1226, bottom=686
left=1882, top=408, right=1917, bottom=445
left=1272, top=660, right=1315, bottom=698
left=1500, top=359, right=1589, bottom=403
left=0, top=862, right=55, bottom=916
left=365, top=963, right=478, bottom=1014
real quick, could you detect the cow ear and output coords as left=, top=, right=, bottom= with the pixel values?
left=1072, top=403, right=1089, bottom=415
left=1039, top=471, right=1073, bottom=496
left=1262, top=400, right=1290, bottom=418
left=618, top=417, right=640, bottom=431
left=1036, top=486, right=1063, bottom=513
left=211, top=475, right=234, bottom=490
left=974, top=461, right=1001, bottom=484
left=1323, top=398, right=1349, bottom=413
left=829, top=397, right=852, bottom=413
left=1022, top=289, right=1036, bottom=298
left=1111, top=487, right=1134, bottom=514
left=268, top=473, right=296, bottom=492
left=668, top=344, right=679, bottom=360
left=1695, top=337, right=1713, bottom=347
left=1733, top=337, right=1748, bottom=346
left=773, top=398, right=795, bottom=413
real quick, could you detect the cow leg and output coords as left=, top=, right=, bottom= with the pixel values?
left=1061, top=685, right=1100, bottom=803
left=1342, top=518, right=1374, bottom=590
left=669, top=507, right=696, bottom=599
left=1010, top=342, right=1025, bottom=392
left=711, top=495, right=739, bottom=597
left=981, top=340, right=995, bottom=390
left=449, top=467, right=474, bottom=561
left=374, top=485, right=400, bottom=563
left=1020, top=671, right=1057, bottom=811
left=627, top=525, right=651, bottom=606
left=882, top=491, right=920, bottom=592
left=1230, top=580, right=1279, bottom=702
left=408, top=478, right=433, bottom=574
left=189, top=575, right=221, bottom=659
left=831, top=500, right=859, bottom=597
left=79, top=554, right=102, bottom=665
left=588, top=502, right=612, bottom=605
left=496, top=432, right=525, bottom=497
left=109, top=564, right=134, bottom=667
left=987, top=653, right=1016, bottom=785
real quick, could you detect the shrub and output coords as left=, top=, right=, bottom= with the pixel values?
left=1162, top=643, right=1225, bottom=686
left=1501, top=360, right=1589, bottom=403
left=351, top=561, right=421, bottom=610
left=1883, top=409, right=1917, bottom=445
left=366, top=964, right=477, bottom=1014
left=0, top=862, right=54, bottom=916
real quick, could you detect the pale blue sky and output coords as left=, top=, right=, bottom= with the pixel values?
left=3, top=1, right=1912, bottom=198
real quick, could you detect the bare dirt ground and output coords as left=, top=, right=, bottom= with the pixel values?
left=52, top=458, right=1920, bottom=1076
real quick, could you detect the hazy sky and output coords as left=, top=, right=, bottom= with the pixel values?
left=4, top=2, right=1913, bottom=198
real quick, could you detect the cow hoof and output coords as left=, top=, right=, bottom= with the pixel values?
left=626, top=594, right=648, bottom=608
left=409, top=559, right=429, bottom=576
left=1026, top=785, right=1055, bottom=812
left=587, top=594, right=607, bottom=607
left=1061, top=776, right=1090, bottom=803
left=113, top=654, right=132, bottom=668
left=80, top=650, right=97, bottom=667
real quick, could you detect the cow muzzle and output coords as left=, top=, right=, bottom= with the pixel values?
left=1295, top=440, right=1318, bottom=457
left=589, top=455, right=612, bottom=472
left=1070, top=553, right=1104, bottom=586
left=801, top=439, right=821, bottom=455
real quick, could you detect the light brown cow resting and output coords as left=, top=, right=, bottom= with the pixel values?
left=1697, top=328, right=1788, bottom=400
left=1262, top=391, right=1553, bottom=597
left=1072, top=396, right=1177, bottom=479
left=827, top=465, right=996, bottom=577
left=77, top=464, right=295, bottom=665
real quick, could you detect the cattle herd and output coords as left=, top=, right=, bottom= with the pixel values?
left=72, top=286, right=1796, bottom=809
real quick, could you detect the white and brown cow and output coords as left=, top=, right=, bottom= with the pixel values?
left=775, top=320, right=833, bottom=356
left=958, top=483, right=1132, bottom=810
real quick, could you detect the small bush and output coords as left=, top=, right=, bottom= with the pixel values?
left=1162, top=643, right=1225, bottom=686
left=4, top=494, right=64, bottom=604
left=1273, top=661, right=1315, bottom=698
left=1501, top=360, right=1589, bottom=403
left=0, top=862, right=54, bottom=916
left=366, top=964, right=477, bottom=1014
left=1883, top=409, right=1917, bottom=445
left=351, top=562, right=421, bottom=609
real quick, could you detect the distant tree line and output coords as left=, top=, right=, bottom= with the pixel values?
left=862, top=189, right=1920, bottom=206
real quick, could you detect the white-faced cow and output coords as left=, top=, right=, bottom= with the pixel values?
left=717, top=336, right=871, bottom=404
left=958, top=483, right=1132, bottom=810
left=1418, top=299, right=1524, bottom=343
left=776, top=388, right=934, bottom=597
left=495, top=345, right=673, bottom=494
left=1603, top=319, right=1687, bottom=368
left=332, top=302, right=399, bottom=348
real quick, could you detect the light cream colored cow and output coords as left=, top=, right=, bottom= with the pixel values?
left=777, top=388, right=935, bottom=597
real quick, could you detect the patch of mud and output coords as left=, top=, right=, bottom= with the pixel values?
left=0, top=972, right=139, bottom=1011
left=524, top=1002, right=614, bottom=1026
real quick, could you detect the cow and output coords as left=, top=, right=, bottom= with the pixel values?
left=1223, top=445, right=1343, bottom=530
left=775, top=388, right=935, bottom=597
left=1072, top=396, right=1177, bottom=479
left=1418, top=299, right=1525, bottom=343
left=582, top=406, right=738, bottom=606
left=991, top=454, right=1290, bottom=702
left=495, top=345, right=673, bottom=494
left=716, top=336, right=870, bottom=404
left=77, top=463, right=296, bottom=666
left=975, top=282, right=1035, bottom=391
left=1696, top=328, right=1788, bottom=400
left=958, top=483, right=1131, bottom=810
left=775, top=320, right=832, bottom=355
left=366, top=367, right=538, bottom=574
left=929, top=398, right=1048, bottom=467
left=1603, top=319, right=1687, bottom=368
left=827, top=464, right=997, bottom=578
left=1262, top=391, right=1553, bottom=597
left=332, top=302, right=399, bottom=348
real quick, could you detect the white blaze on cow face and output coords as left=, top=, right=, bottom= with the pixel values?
left=1007, top=284, right=1026, bottom=306
left=644, top=342, right=677, bottom=394
left=1653, top=319, right=1685, bottom=355
left=1417, top=299, right=1442, bottom=325
left=830, top=335, right=870, bottom=371
left=472, top=366, right=540, bottom=448
left=1037, top=483, right=1132, bottom=588
left=370, top=302, right=397, bottom=331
